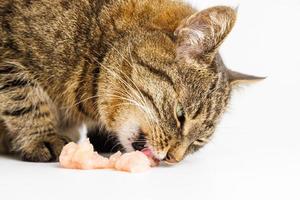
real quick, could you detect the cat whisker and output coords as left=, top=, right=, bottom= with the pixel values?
left=94, top=45, right=157, bottom=122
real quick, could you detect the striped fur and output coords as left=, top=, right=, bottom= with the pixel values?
left=0, top=0, right=257, bottom=162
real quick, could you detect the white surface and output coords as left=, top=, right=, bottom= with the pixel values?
left=1, top=1, right=299, bottom=200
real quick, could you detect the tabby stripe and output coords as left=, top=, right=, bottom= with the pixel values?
left=4, top=37, right=20, bottom=53
left=193, top=80, right=219, bottom=120
left=3, top=105, right=34, bottom=117
left=140, top=89, right=161, bottom=118
left=196, top=102, right=211, bottom=132
left=11, top=94, right=27, bottom=101
left=78, top=102, right=90, bottom=117
left=0, top=79, right=31, bottom=91
left=0, top=65, right=17, bottom=74
left=75, top=63, right=91, bottom=117
left=192, top=104, right=203, bottom=120
left=91, top=66, right=100, bottom=106
left=211, top=89, right=229, bottom=123
left=202, top=93, right=220, bottom=132
left=136, top=59, right=175, bottom=87
left=33, top=112, right=51, bottom=119
left=29, top=128, right=55, bottom=136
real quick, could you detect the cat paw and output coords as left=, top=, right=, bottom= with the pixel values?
left=20, top=135, right=71, bottom=162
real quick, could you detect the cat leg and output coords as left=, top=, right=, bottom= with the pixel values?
left=0, top=63, right=70, bottom=162
left=59, top=123, right=81, bottom=143
left=0, top=119, right=10, bottom=154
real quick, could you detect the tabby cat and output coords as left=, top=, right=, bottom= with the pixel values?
left=0, top=0, right=263, bottom=163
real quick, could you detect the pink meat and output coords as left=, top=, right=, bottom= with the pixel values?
left=59, top=139, right=155, bottom=172
left=59, top=142, right=78, bottom=169
left=114, top=151, right=151, bottom=173
left=108, top=151, right=122, bottom=168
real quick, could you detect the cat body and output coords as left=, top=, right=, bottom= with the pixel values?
left=0, top=0, right=261, bottom=162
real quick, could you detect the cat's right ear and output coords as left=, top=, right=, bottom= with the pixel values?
left=175, top=6, right=237, bottom=65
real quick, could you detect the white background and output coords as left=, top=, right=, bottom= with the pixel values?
left=1, top=0, right=299, bottom=200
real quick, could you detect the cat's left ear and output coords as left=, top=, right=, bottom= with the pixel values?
left=227, top=69, right=266, bottom=85
left=175, top=6, right=236, bottom=64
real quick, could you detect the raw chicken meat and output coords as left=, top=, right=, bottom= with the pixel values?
left=114, top=151, right=151, bottom=173
left=59, top=139, right=157, bottom=173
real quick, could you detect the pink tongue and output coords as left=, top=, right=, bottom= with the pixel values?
left=141, top=149, right=153, bottom=157
left=141, top=148, right=160, bottom=166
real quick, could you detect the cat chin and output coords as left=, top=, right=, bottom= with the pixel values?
left=116, top=118, right=140, bottom=152
left=146, top=146, right=167, bottom=161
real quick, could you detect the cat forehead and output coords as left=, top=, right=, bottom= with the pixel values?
left=175, top=66, right=218, bottom=89
left=174, top=68, right=228, bottom=106
left=173, top=53, right=229, bottom=85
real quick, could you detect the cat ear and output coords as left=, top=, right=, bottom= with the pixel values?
left=227, top=69, right=266, bottom=85
left=175, top=6, right=237, bottom=64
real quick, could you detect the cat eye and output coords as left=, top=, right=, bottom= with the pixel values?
left=193, top=139, right=203, bottom=146
left=193, top=138, right=208, bottom=146
left=176, top=103, right=185, bottom=127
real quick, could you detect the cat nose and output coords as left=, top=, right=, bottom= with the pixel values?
left=163, top=153, right=180, bottom=164
left=131, top=133, right=146, bottom=151
left=132, top=140, right=146, bottom=151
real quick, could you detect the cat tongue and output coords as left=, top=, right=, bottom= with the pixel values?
left=141, top=148, right=160, bottom=166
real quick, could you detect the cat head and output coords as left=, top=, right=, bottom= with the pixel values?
left=101, top=6, right=264, bottom=164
